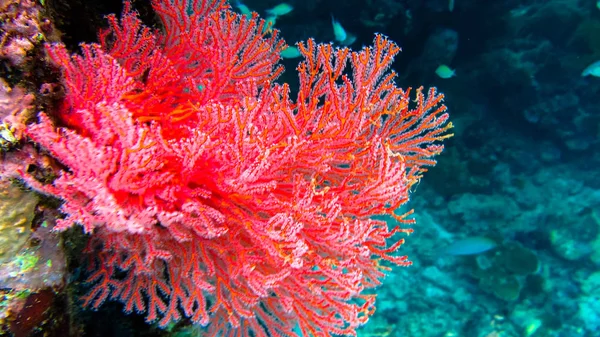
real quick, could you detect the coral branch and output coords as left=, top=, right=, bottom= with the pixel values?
left=19, top=0, right=452, bottom=336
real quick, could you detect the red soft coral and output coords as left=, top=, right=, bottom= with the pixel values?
left=20, top=0, right=452, bottom=336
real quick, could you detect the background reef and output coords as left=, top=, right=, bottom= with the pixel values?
left=0, top=0, right=598, bottom=336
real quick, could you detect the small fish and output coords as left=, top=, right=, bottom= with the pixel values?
left=266, top=3, right=293, bottom=17
left=340, top=33, right=357, bottom=46
left=263, top=15, right=277, bottom=33
left=280, top=46, right=302, bottom=59
left=581, top=60, right=600, bottom=77
left=442, top=236, right=497, bottom=256
left=435, top=64, right=456, bottom=79
left=331, top=15, right=347, bottom=43
left=234, top=0, right=252, bottom=17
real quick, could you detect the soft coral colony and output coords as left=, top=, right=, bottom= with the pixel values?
left=18, top=0, right=452, bottom=335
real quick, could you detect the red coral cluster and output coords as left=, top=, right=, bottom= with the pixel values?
left=19, top=0, right=452, bottom=336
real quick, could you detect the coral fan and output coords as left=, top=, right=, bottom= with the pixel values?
left=18, top=0, right=452, bottom=336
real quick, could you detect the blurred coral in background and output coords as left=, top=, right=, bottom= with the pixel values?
left=0, top=0, right=52, bottom=67
left=15, top=0, right=451, bottom=336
